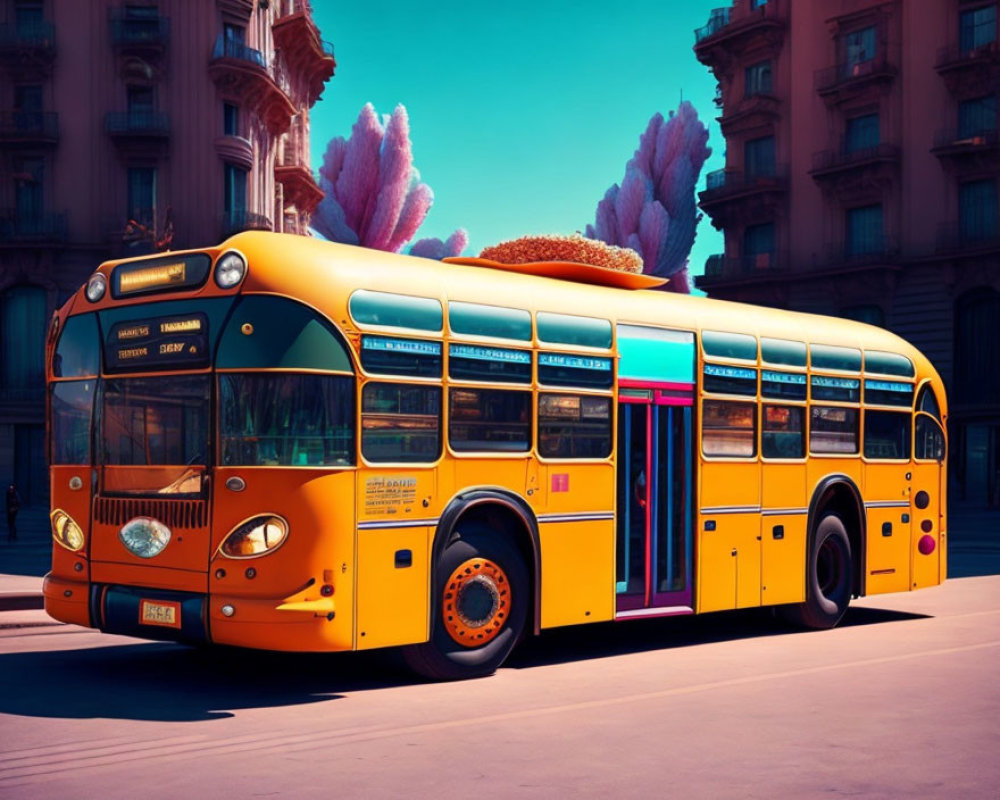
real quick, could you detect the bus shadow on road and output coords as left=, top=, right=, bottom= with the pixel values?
left=0, top=606, right=929, bottom=721
left=0, top=639, right=419, bottom=722
left=508, top=605, right=931, bottom=670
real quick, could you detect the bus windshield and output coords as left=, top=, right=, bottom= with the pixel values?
left=99, top=376, right=210, bottom=489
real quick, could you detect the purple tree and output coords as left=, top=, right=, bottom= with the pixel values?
left=312, top=103, right=466, bottom=257
left=585, top=102, right=711, bottom=293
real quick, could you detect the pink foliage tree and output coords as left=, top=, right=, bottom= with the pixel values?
left=312, top=103, right=466, bottom=257
left=585, top=102, right=711, bottom=293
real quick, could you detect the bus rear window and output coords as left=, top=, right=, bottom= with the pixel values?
left=219, top=374, right=354, bottom=466
left=362, top=383, right=441, bottom=463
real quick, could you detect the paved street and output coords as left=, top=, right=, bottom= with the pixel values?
left=0, top=506, right=998, bottom=798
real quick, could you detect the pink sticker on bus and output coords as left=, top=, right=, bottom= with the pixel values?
left=551, top=474, right=570, bottom=492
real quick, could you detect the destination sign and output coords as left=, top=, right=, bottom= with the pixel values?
left=106, top=313, right=209, bottom=372
left=113, top=253, right=212, bottom=298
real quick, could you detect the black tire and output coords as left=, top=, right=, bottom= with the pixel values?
left=403, top=523, right=528, bottom=681
left=781, top=513, right=852, bottom=629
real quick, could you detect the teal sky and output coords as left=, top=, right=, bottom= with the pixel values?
left=309, top=1, right=724, bottom=282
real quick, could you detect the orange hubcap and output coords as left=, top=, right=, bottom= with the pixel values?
left=442, top=557, right=510, bottom=647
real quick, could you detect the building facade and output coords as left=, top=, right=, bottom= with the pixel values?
left=0, top=0, right=334, bottom=505
left=694, top=0, right=999, bottom=507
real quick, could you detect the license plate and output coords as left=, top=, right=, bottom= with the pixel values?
left=139, top=599, right=182, bottom=629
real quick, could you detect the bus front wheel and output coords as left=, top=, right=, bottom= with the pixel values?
left=782, top=513, right=852, bottom=629
left=403, top=523, right=528, bottom=681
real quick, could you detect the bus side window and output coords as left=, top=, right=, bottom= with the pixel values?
left=702, top=400, right=756, bottom=458
left=915, top=413, right=945, bottom=462
left=762, top=405, right=804, bottom=459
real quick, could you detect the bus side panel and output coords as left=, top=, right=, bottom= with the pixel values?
left=863, top=463, right=910, bottom=595
left=699, top=461, right=761, bottom=612
left=356, top=526, right=431, bottom=650
left=539, top=519, right=615, bottom=628
left=760, top=462, right=807, bottom=606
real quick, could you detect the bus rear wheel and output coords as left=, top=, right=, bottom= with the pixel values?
left=781, top=513, right=852, bottom=629
left=403, top=524, right=528, bottom=681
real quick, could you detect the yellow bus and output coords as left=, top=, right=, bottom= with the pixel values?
left=44, top=231, right=947, bottom=679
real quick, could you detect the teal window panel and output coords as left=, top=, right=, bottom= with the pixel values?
left=617, top=325, right=694, bottom=383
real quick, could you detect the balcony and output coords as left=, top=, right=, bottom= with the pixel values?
left=273, top=0, right=336, bottom=104
left=822, top=236, right=901, bottom=271
left=698, top=250, right=789, bottom=284
left=222, top=209, right=272, bottom=238
left=106, top=111, right=170, bottom=157
left=209, top=35, right=296, bottom=136
left=719, top=93, right=781, bottom=136
left=0, top=20, right=55, bottom=68
left=931, top=127, right=999, bottom=166
left=109, top=11, right=170, bottom=54
left=275, top=156, right=324, bottom=215
left=936, top=221, right=1000, bottom=256
left=935, top=41, right=1000, bottom=96
left=695, top=2, right=785, bottom=67
left=815, top=52, right=897, bottom=101
left=810, top=142, right=901, bottom=180
left=0, top=210, right=67, bottom=244
left=699, top=166, right=788, bottom=227
left=0, top=111, right=58, bottom=147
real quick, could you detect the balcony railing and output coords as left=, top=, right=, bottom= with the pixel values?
left=211, top=35, right=266, bottom=69
left=811, top=142, right=901, bottom=174
left=935, top=40, right=999, bottom=72
left=824, top=235, right=899, bottom=267
left=0, top=210, right=68, bottom=242
left=0, top=20, right=55, bottom=50
left=937, top=221, right=1000, bottom=253
left=694, top=8, right=731, bottom=44
left=932, top=127, right=999, bottom=153
left=815, top=52, right=897, bottom=95
left=698, top=251, right=789, bottom=284
left=701, top=166, right=788, bottom=200
left=105, top=111, right=170, bottom=136
left=0, top=111, right=59, bottom=143
left=109, top=13, right=170, bottom=48
left=222, top=210, right=272, bottom=237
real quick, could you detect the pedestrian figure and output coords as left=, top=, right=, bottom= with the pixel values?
left=5, top=483, right=19, bottom=542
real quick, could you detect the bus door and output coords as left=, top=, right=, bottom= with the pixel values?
left=912, top=407, right=946, bottom=588
left=615, top=325, right=695, bottom=617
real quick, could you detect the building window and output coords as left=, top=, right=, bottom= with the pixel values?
left=958, top=95, right=997, bottom=139
left=845, top=113, right=879, bottom=153
left=954, top=288, right=1000, bottom=406
left=223, top=103, right=239, bottom=136
left=127, top=167, right=156, bottom=226
left=13, top=157, right=43, bottom=221
left=224, top=164, right=247, bottom=215
left=1, top=285, right=46, bottom=398
left=745, top=135, right=775, bottom=178
left=844, top=26, right=877, bottom=74
left=743, top=223, right=775, bottom=269
left=750, top=0, right=768, bottom=9
left=959, top=179, right=998, bottom=242
left=960, top=4, right=997, bottom=53
left=14, top=1, right=43, bottom=31
left=745, top=61, right=772, bottom=98
left=842, top=305, right=885, bottom=327
left=846, top=204, right=883, bottom=256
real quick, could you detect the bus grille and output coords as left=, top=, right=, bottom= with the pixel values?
left=95, top=497, right=208, bottom=529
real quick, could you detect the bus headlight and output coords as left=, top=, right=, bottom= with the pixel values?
left=85, top=273, right=107, bottom=302
left=51, top=509, right=85, bottom=552
left=119, top=517, right=171, bottom=559
left=214, top=252, right=246, bottom=289
left=219, top=515, right=288, bottom=559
